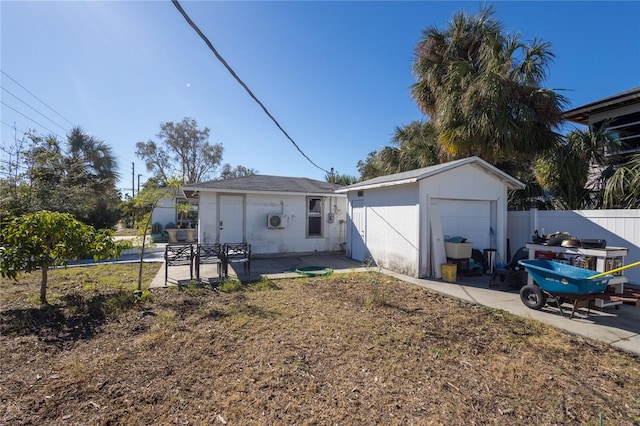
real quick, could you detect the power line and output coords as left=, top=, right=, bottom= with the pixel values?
left=1, top=120, right=16, bottom=129
left=1, top=69, right=76, bottom=128
left=171, top=0, right=331, bottom=175
left=0, top=100, right=62, bottom=139
left=1, top=86, right=69, bottom=133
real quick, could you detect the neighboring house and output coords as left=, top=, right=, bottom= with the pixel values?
left=151, top=195, right=180, bottom=228
left=181, top=175, right=347, bottom=255
left=150, top=185, right=199, bottom=229
left=563, top=87, right=640, bottom=166
left=336, top=157, right=525, bottom=279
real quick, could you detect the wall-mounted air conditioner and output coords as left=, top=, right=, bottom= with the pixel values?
left=267, top=214, right=287, bottom=229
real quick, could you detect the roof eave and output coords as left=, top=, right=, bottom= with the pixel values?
left=183, top=187, right=345, bottom=197
left=334, top=177, right=419, bottom=193
left=563, top=87, right=640, bottom=124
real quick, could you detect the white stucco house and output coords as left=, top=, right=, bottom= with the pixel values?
left=181, top=175, right=347, bottom=255
left=336, top=156, right=525, bottom=278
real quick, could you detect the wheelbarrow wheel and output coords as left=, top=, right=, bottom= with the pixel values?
left=520, top=285, right=546, bottom=310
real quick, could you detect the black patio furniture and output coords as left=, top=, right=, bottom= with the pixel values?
left=488, top=247, right=529, bottom=291
left=195, top=243, right=224, bottom=282
left=222, top=242, right=251, bottom=278
left=164, top=244, right=194, bottom=286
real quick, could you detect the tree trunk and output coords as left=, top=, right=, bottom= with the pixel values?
left=40, top=267, right=48, bottom=304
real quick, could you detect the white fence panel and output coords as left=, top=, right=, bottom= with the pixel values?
left=508, top=209, right=640, bottom=285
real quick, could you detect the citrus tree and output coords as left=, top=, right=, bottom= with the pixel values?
left=0, top=211, right=130, bottom=303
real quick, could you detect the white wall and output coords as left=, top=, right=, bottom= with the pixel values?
left=507, top=209, right=640, bottom=284
left=420, top=165, right=511, bottom=272
left=151, top=196, right=176, bottom=227
left=349, top=185, right=420, bottom=276
left=197, top=193, right=218, bottom=245
left=196, top=192, right=347, bottom=255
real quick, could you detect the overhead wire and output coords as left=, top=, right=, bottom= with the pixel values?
left=1, top=86, right=69, bottom=133
left=171, top=0, right=331, bottom=175
left=0, top=100, right=61, bottom=139
left=0, top=71, right=135, bottom=184
left=1, top=69, right=76, bottom=128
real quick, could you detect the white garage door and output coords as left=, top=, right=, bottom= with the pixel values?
left=436, top=199, right=492, bottom=251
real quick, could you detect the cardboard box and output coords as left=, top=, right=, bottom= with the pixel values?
left=445, top=242, right=472, bottom=259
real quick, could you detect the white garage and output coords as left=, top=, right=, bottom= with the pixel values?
left=336, top=157, right=524, bottom=278
left=437, top=199, right=493, bottom=250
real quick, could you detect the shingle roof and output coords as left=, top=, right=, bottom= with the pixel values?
left=183, top=175, right=342, bottom=195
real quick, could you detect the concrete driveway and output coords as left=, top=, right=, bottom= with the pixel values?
left=149, top=253, right=640, bottom=356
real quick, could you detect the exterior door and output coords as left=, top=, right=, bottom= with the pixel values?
left=219, top=195, right=244, bottom=243
left=437, top=199, right=492, bottom=249
left=350, top=200, right=366, bottom=261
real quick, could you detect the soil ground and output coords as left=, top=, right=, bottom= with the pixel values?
left=1, top=264, right=639, bottom=425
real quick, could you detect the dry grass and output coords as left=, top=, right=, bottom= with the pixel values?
left=1, top=266, right=639, bottom=425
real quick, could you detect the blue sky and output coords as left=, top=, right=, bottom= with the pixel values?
left=1, top=1, right=639, bottom=197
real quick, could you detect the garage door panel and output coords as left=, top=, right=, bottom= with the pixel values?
left=437, top=199, right=491, bottom=250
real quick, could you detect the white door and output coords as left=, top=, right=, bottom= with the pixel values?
left=350, top=200, right=366, bottom=261
left=437, top=199, right=492, bottom=250
left=219, top=195, right=244, bottom=243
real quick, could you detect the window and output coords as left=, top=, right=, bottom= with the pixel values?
left=595, top=111, right=640, bottom=158
left=307, top=197, right=322, bottom=237
left=176, top=199, right=199, bottom=229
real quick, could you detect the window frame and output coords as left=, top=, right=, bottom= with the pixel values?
left=306, top=196, right=323, bottom=238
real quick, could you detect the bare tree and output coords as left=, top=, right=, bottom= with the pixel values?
left=136, top=117, right=223, bottom=184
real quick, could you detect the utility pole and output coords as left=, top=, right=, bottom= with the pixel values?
left=131, top=162, right=135, bottom=198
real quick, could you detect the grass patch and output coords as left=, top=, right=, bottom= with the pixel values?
left=1, top=270, right=639, bottom=425
left=220, top=278, right=243, bottom=293
left=0, top=263, right=161, bottom=307
left=114, top=228, right=139, bottom=236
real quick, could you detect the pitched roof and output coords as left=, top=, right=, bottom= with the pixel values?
left=335, top=156, right=524, bottom=192
left=182, top=175, right=343, bottom=196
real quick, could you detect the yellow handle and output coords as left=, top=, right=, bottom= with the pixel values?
left=589, top=260, right=640, bottom=279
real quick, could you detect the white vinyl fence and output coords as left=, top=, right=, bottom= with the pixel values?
left=507, top=209, right=640, bottom=285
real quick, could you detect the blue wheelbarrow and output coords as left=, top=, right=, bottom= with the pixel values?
left=517, top=259, right=617, bottom=318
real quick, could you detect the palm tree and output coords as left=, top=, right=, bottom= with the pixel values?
left=65, top=127, right=121, bottom=228
left=357, top=151, right=387, bottom=180
left=389, top=121, right=440, bottom=172
left=325, top=171, right=358, bottom=186
left=603, top=153, right=640, bottom=208
left=534, top=127, right=621, bottom=209
left=411, top=5, right=567, bottom=164
left=67, top=126, right=119, bottom=185
left=356, top=121, right=440, bottom=180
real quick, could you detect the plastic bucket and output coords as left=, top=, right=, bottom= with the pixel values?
left=441, top=263, right=457, bottom=282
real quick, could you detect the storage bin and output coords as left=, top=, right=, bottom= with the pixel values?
left=441, top=263, right=457, bottom=282
left=445, top=242, right=472, bottom=259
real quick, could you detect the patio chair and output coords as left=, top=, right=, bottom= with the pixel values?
left=195, top=243, right=223, bottom=283
left=164, top=244, right=194, bottom=286
left=222, top=242, right=251, bottom=278
left=488, top=247, right=529, bottom=291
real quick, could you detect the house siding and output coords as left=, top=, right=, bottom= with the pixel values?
left=196, top=192, right=347, bottom=255
left=348, top=185, right=419, bottom=276
left=151, top=196, right=177, bottom=227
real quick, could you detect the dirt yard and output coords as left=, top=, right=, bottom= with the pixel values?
left=1, top=265, right=639, bottom=425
